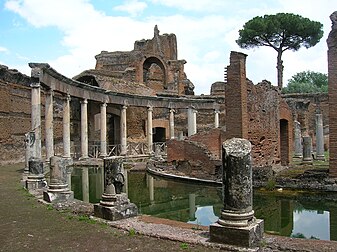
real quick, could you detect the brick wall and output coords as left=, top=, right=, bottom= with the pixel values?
left=225, top=51, right=248, bottom=139
left=328, top=24, right=337, bottom=177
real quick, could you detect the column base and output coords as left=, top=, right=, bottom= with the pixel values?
left=25, top=174, right=47, bottom=190
left=209, top=219, right=264, bottom=248
left=43, top=183, right=74, bottom=203
left=94, top=193, right=138, bottom=221
left=316, top=154, right=325, bottom=161
left=302, top=158, right=313, bottom=164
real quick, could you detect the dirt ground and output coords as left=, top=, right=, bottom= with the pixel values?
left=1, top=163, right=337, bottom=252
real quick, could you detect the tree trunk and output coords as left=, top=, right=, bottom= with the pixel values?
left=276, top=50, right=284, bottom=89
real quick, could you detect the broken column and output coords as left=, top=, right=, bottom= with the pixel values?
left=94, top=158, right=138, bottom=221
left=293, top=120, right=303, bottom=159
left=43, top=156, right=74, bottom=203
left=26, top=158, right=46, bottom=190
left=22, top=131, right=35, bottom=182
left=315, top=113, right=325, bottom=160
left=302, top=136, right=313, bottom=164
left=210, top=138, right=264, bottom=248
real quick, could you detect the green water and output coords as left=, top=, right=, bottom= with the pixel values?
left=71, top=167, right=337, bottom=241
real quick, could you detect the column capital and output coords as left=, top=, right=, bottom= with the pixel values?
left=169, top=108, right=175, bottom=113
left=214, top=109, right=220, bottom=114
left=101, top=102, right=107, bottom=108
left=122, top=105, right=128, bottom=110
left=80, top=98, right=88, bottom=104
left=147, top=106, right=153, bottom=111
left=30, top=82, right=40, bottom=88
left=64, top=94, right=71, bottom=102
left=45, top=89, right=54, bottom=96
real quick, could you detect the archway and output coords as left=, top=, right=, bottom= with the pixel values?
left=280, top=119, right=289, bottom=166
left=143, top=57, right=166, bottom=92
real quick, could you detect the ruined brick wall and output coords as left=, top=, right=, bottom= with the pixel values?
left=280, top=99, right=294, bottom=165
left=225, top=51, right=248, bottom=139
left=188, top=128, right=226, bottom=159
left=247, top=81, right=282, bottom=166
left=328, top=13, right=337, bottom=177
left=166, top=139, right=221, bottom=180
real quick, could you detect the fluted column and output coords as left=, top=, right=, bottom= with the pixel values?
left=147, top=106, right=153, bottom=154
left=80, top=99, right=88, bottom=159
left=100, top=103, right=107, bottom=157
left=169, top=109, right=175, bottom=139
left=31, top=83, right=41, bottom=159
left=45, top=90, right=54, bottom=161
left=214, top=109, right=220, bottom=128
left=63, top=94, right=71, bottom=158
left=120, top=105, right=127, bottom=155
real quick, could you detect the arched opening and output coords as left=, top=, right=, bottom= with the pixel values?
left=143, top=57, right=166, bottom=92
left=76, top=75, right=99, bottom=87
left=280, top=119, right=289, bottom=166
left=153, top=127, right=166, bottom=142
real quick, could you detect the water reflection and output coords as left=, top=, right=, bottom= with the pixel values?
left=71, top=167, right=337, bottom=241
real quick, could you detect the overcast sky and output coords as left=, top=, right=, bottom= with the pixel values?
left=0, top=0, right=334, bottom=94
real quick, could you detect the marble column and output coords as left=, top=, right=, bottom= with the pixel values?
left=315, top=114, right=325, bottom=160
left=189, top=193, right=196, bottom=221
left=120, top=105, right=127, bottom=155
left=302, top=136, right=313, bottom=164
left=169, top=109, right=175, bottom=139
left=63, top=94, right=71, bottom=158
left=80, top=99, right=88, bottom=159
left=31, top=83, right=41, bottom=159
left=147, top=107, right=153, bottom=154
left=214, top=109, right=220, bottom=128
left=100, top=103, right=107, bottom=157
left=293, top=120, right=303, bottom=158
left=45, top=90, right=54, bottom=161
left=193, top=109, right=197, bottom=134
left=210, top=138, right=263, bottom=248
left=187, top=106, right=196, bottom=136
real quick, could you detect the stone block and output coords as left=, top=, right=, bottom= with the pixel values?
left=209, top=219, right=264, bottom=248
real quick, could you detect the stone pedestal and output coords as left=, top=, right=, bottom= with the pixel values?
left=302, top=136, right=313, bottom=164
left=26, top=158, right=46, bottom=190
left=209, top=138, right=264, bottom=248
left=94, top=158, right=138, bottom=221
left=43, top=156, right=74, bottom=203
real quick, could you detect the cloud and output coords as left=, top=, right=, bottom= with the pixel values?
left=114, top=0, right=147, bottom=17
left=0, top=46, right=9, bottom=53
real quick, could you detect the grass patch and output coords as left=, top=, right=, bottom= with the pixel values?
left=180, top=243, right=189, bottom=250
left=77, top=215, right=97, bottom=224
left=128, top=228, right=136, bottom=236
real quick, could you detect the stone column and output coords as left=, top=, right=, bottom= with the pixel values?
left=293, top=120, right=303, bottom=158
left=23, top=131, right=35, bottom=181
left=100, top=103, right=107, bottom=157
left=187, top=106, right=196, bottom=136
left=45, top=90, right=54, bottom=161
left=31, top=83, right=41, bottom=159
left=315, top=114, right=325, bottom=160
left=63, top=94, right=71, bottom=158
left=80, top=99, right=89, bottom=159
left=193, top=109, right=197, bottom=134
left=169, top=109, right=175, bottom=139
left=210, top=138, right=263, bottom=248
left=148, top=174, right=154, bottom=202
left=120, top=105, right=127, bottom=155
left=82, top=167, right=89, bottom=202
left=214, top=109, right=220, bottom=128
left=147, top=106, right=153, bottom=154
left=43, top=156, right=74, bottom=203
left=302, top=136, right=313, bottom=164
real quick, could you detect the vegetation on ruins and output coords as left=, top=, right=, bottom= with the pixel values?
left=282, top=71, right=328, bottom=94
left=236, top=13, right=323, bottom=89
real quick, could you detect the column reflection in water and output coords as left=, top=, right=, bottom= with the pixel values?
left=189, top=193, right=196, bottom=221
left=148, top=174, right=154, bottom=203
left=82, top=167, right=89, bottom=202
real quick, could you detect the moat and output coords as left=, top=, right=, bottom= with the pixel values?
left=71, top=166, right=337, bottom=241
